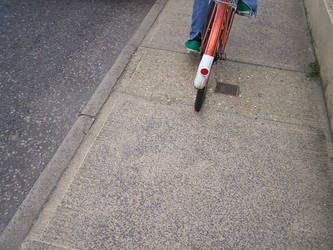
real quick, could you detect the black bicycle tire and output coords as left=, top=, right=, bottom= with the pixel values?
left=194, top=85, right=208, bottom=112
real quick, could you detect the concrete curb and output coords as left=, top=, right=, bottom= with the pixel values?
left=0, top=0, right=168, bottom=249
left=304, top=0, right=333, bottom=131
left=81, top=0, right=168, bottom=117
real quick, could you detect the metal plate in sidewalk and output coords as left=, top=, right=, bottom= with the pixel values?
left=215, top=81, right=240, bottom=96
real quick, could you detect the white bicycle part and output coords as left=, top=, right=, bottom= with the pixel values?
left=193, top=54, right=214, bottom=89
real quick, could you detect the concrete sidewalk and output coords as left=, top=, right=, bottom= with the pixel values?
left=19, top=0, right=333, bottom=248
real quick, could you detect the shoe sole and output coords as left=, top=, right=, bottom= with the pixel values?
left=236, top=10, right=250, bottom=16
left=186, top=48, right=200, bottom=54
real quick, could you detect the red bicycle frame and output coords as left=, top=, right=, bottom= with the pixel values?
left=194, top=1, right=235, bottom=90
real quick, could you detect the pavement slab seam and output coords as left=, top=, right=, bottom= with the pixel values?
left=226, top=58, right=309, bottom=74
left=77, top=113, right=96, bottom=120
left=114, top=46, right=328, bottom=130
left=91, top=91, right=333, bottom=171
left=114, top=86, right=329, bottom=134
left=140, top=45, right=310, bottom=74
left=22, top=239, right=73, bottom=250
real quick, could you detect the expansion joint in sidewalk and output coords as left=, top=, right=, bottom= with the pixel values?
left=140, top=45, right=306, bottom=74
left=140, top=45, right=190, bottom=55
left=226, top=58, right=306, bottom=73
left=78, top=113, right=96, bottom=119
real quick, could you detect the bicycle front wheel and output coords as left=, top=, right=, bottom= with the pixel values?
left=194, top=84, right=207, bottom=112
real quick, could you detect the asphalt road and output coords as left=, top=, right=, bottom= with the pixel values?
left=0, top=0, right=156, bottom=233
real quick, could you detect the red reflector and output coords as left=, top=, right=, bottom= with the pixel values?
left=201, top=68, right=209, bottom=76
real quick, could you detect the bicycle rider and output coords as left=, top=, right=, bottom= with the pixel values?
left=185, top=0, right=258, bottom=52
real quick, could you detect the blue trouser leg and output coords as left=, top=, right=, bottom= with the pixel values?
left=189, top=0, right=209, bottom=40
left=242, top=0, right=257, bottom=15
left=189, top=0, right=257, bottom=40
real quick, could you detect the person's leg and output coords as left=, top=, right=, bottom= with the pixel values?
left=189, top=0, right=210, bottom=40
left=244, top=0, right=257, bottom=13
left=185, top=0, right=209, bottom=52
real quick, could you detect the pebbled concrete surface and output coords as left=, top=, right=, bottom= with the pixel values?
left=23, top=92, right=333, bottom=249
left=116, top=47, right=326, bottom=128
left=20, top=0, right=333, bottom=248
left=0, top=0, right=156, bottom=233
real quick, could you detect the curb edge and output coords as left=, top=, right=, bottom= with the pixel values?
left=0, top=0, right=168, bottom=249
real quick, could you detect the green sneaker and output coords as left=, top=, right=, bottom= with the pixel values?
left=185, top=39, right=201, bottom=53
left=236, top=0, right=251, bottom=16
